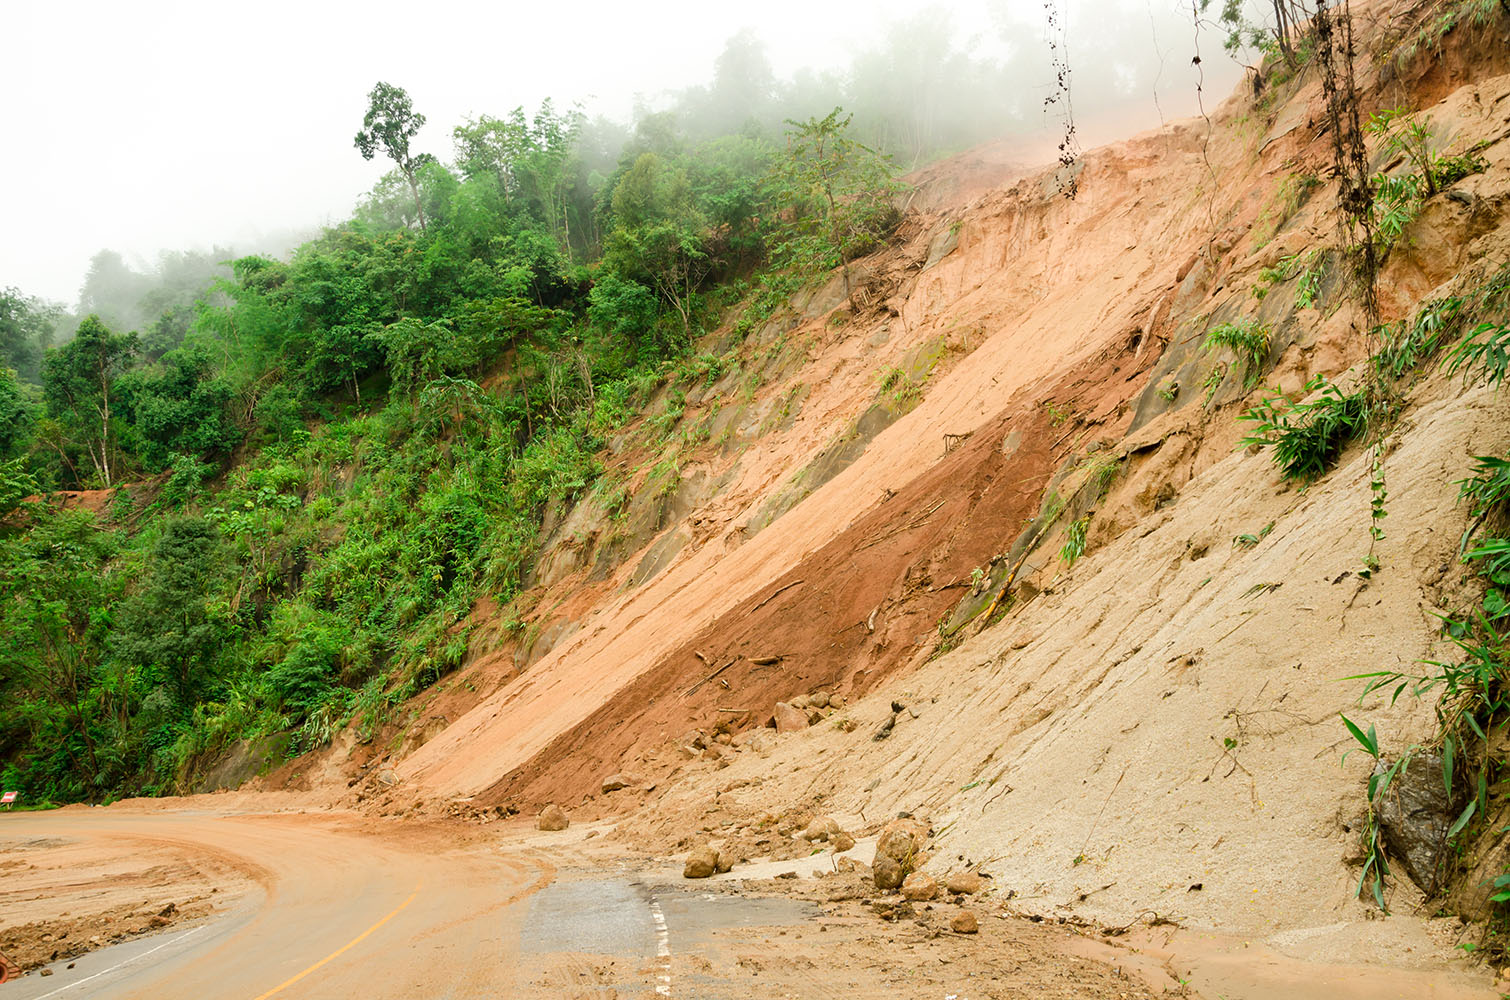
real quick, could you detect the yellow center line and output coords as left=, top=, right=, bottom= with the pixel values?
left=251, top=882, right=422, bottom=1000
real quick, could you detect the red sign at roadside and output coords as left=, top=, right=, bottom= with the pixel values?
left=1, top=791, right=16, bottom=806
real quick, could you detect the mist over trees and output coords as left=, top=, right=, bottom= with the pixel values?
left=0, top=3, right=1260, bottom=804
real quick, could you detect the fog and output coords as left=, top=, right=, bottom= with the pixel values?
left=3, top=0, right=1248, bottom=308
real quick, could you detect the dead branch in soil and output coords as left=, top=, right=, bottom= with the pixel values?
left=750, top=579, right=805, bottom=613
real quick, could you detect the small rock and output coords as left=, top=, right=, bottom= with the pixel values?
left=837, top=856, right=868, bottom=874
left=872, top=714, right=896, bottom=741
left=601, top=773, right=634, bottom=794
left=946, top=871, right=982, bottom=895
left=773, top=702, right=810, bottom=733
left=716, top=853, right=734, bottom=874
left=715, top=732, right=733, bottom=745
left=40, top=969, right=54, bottom=977
left=873, top=854, right=905, bottom=890
left=901, top=872, right=940, bottom=901
left=376, top=768, right=398, bottom=787
left=951, top=910, right=979, bottom=934
left=157, top=903, right=177, bottom=917
left=684, top=845, right=721, bottom=879
left=149, top=915, right=171, bottom=928
left=790, top=694, right=811, bottom=710
left=537, top=804, right=570, bottom=831
left=803, top=816, right=840, bottom=841
left=807, top=710, right=824, bottom=725
left=775, top=870, right=798, bottom=879
left=831, top=831, right=856, bottom=853
left=830, top=694, right=846, bottom=709
left=810, top=691, right=830, bottom=709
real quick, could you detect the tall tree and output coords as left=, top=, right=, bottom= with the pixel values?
left=41, top=316, right=138, bottom=487
left=354, top=82, right=432, bottom=231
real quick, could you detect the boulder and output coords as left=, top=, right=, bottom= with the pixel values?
left=601, top=773, right=634, bottom=794
left=830, top=694, right=846, bottom=709
left=773, top=702, right=810, bottom=733
left=810, top=691, right=830, bottom=709
left=716, top=852, right=734, bottom=874
left=831, top=831, right=856, bottom=853
left=537, top=804, right=570, bottom=831
left=803, top=816, right=840, bottom=841
left=874, top=817, right=929, bottom=869
left=684, top=845, right=721, bottom=879
left=946, top=870, right=982, bottom=895
left=951, top=910, right=979, bottom=934
left=790, top=694, right=811, bottom=710
left=873, top=854, right=905, bottom=890
left=1374, top=753, right=1458, bottom=892
left=901, top=872, right=940, bottom=901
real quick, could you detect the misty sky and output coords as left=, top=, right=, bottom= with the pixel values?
left=4, top=0, right=1246, bottom=306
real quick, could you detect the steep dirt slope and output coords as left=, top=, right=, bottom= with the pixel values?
left=291, top=6, right=1510, bottom=973
left=390, top=109, right=1230, bottom=804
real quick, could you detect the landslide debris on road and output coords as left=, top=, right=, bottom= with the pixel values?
left=0, top=818, right=251, bottom=972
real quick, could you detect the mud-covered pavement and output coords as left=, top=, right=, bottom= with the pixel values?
left=4, top=802, right=1503, bottom=999
left=0, top=803, right=1171, bottom=999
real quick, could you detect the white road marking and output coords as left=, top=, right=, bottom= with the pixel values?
left=647, top=894, right=672, bottom=997
left=31, top=925, right=210, bottom=1000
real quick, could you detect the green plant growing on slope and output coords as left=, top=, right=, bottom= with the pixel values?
left=1233, top=521, right=1275, bottom=549
left=1255, top=249, right=1326, bottom=310
left=1238, top=375, right=1368, bottom=482
left=1367, top=108, right=1489, bottom=252
left=1204, top=319, right=1272, bottom=390
left=1060, top=516, right=1089, bottom=567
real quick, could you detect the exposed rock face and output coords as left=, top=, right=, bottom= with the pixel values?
left=537, top=804, right=569, bottom=831
left=684, top=845, right=721, bottom=879
left=1374, top=753, right=1457, bottom=893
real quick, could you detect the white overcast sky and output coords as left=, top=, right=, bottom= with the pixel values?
left=2, top=0, right=1246, bottom=305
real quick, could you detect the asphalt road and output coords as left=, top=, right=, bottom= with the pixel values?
left=1, top=811, right=813, bottom=1000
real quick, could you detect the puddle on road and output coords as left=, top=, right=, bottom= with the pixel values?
left=519, top=877, right=815, bottom=957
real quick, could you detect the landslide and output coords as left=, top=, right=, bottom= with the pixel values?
left=372, top=108, right=1220, bottom=809
left=299, top=0, right=1510, bottom=960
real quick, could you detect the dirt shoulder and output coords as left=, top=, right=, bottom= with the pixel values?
left=0, top=806, right=256, bottom=972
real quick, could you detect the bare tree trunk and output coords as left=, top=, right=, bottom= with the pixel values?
left=405, top=171, right=427, bottom=231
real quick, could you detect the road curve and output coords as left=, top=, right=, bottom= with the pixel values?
left=2, top=810, right=551, bottom=1000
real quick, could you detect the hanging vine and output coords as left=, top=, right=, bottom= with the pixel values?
left=1042, top=0, right=1082, bottom=198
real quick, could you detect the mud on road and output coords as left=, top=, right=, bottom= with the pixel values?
left=1, top=802, right=1180, bottom=999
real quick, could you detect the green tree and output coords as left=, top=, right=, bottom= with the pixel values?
left=41, top=316, right=139, bottom=487
left=111, top=518, right=232, bottom=705
left=0, top=367, right=37, bottom=462
left=604, top=153, right=709, bottom=336
left=355, top=82, right=432, bottom=231
left=0, top=287, right=62, bottom=383
left=771, top=108, right=901, bottom=300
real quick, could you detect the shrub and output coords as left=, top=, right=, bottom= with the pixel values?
left=1239, top=375, right=1367, bottom=482
left=1204, top=319, right=1272, bottom=389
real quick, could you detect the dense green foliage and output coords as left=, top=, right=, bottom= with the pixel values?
left=0, top=48, right=921, bottom=804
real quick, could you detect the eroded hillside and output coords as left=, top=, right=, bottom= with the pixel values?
left=264, top=0, right=1510, bottom=969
